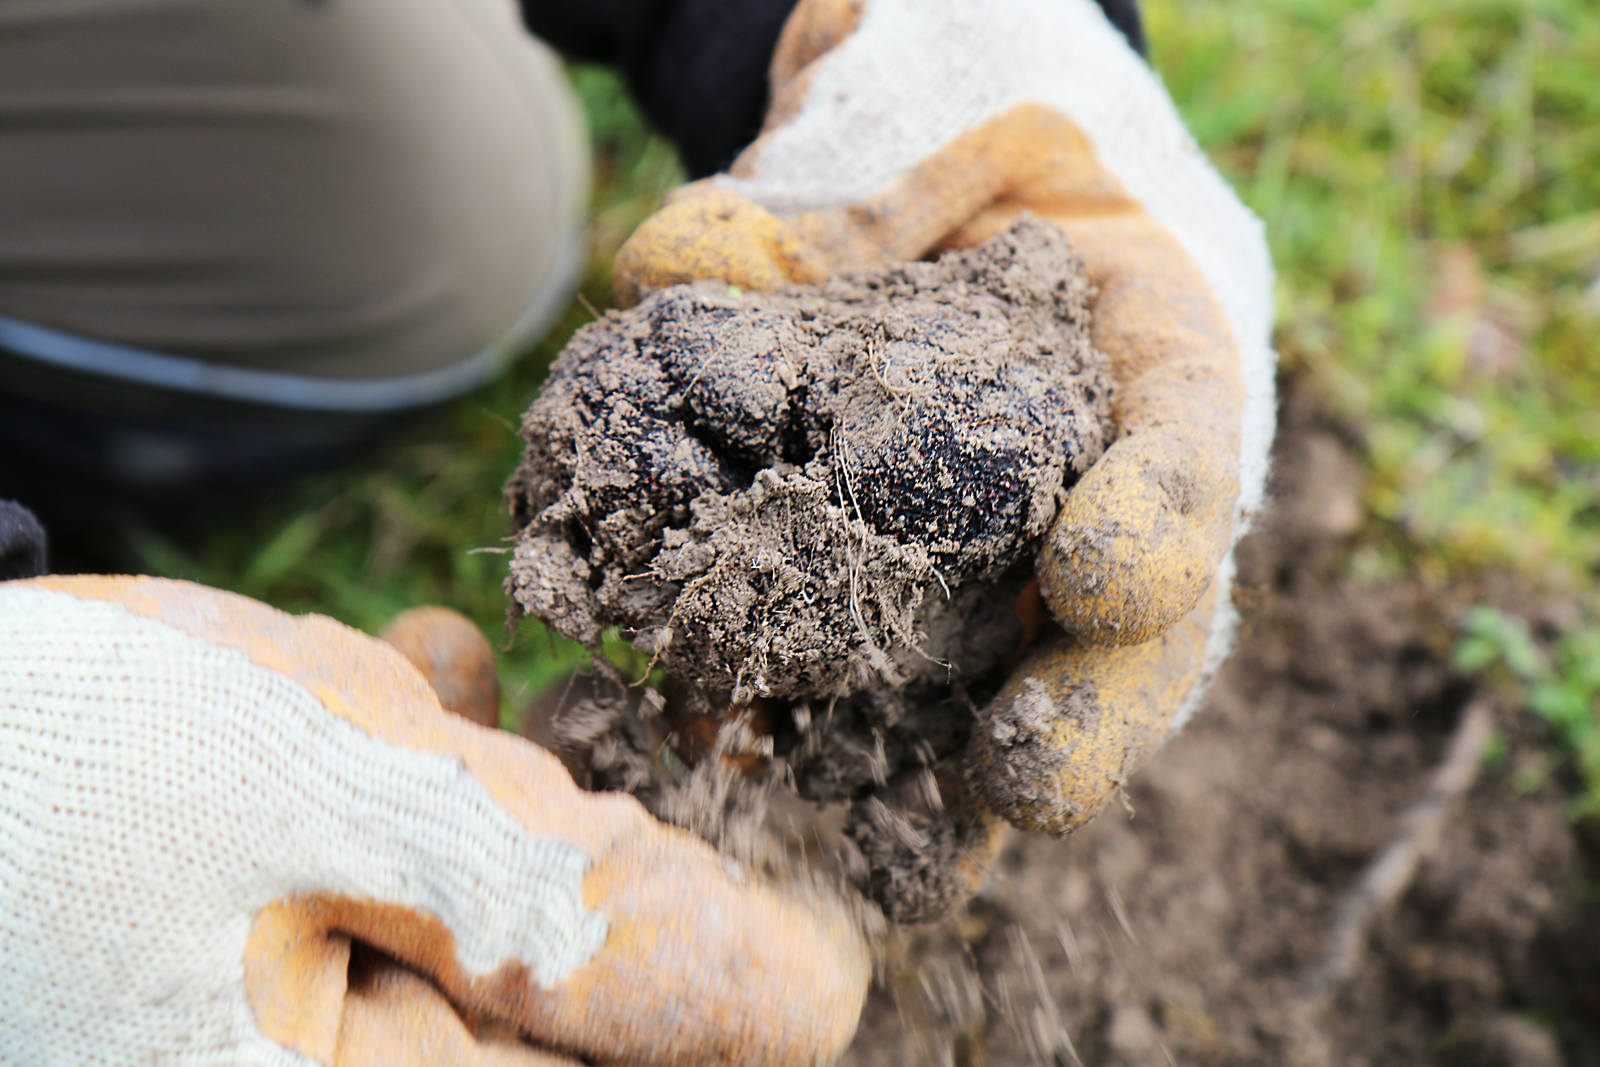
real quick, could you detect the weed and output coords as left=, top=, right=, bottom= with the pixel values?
left=1455, top=606, right=1600, bottom=813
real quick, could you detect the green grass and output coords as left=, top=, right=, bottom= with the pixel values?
left=1456, top=606, right=1600, bottom=814
left=121, top=7, right=1600, bottom=735
left=1146, top=0, right=1600, bottom=806
left=1148, top=0, right=1600, bottom=587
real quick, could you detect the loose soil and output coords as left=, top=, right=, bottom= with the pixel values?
left=832, top=377, right=1600, bottom=1067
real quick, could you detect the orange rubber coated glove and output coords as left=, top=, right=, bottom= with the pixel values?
left=0, top=576, right=867, bottom=1066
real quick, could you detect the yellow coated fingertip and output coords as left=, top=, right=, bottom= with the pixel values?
left=380, top=607, right=501, bottom=730
left=967, top=588, right=1216, bottom=834
left=520, top=818, right=870, bottom=1067
left=612, top=186, right=828, bottom=307
left=1038, top=424, right=1238, bottom=647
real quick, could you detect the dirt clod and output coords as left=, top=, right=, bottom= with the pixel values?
left=508, top=221, right=1114, bottom=919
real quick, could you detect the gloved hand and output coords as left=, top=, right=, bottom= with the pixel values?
left=614, top=0, right=1275, bottom=836
left=0, top=576, right=867, bottom=1066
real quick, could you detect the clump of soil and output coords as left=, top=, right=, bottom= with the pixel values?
left=507, top=221, right=1114, bottom=918
left=509, top=219, right=1109, bottom=705
left=833, top=379, right=1600, bottom=1066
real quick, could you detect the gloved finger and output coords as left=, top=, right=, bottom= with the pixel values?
left=937, top=132, right=1246, bottom=643
left=611, top=184, right=828, bottom=308
left=381, top=606, right=502, bottom=729
left=610, top=0, right=869, bottom=306
left=335, top=955, right=581, bottom=1067
left=965, top=583, right=1219, bottom=834
left=1034, top=366, right=1240, bottom=646
left=612, top=105, right=1044, bottom=306
left=20, top=576, right=867, bottom=1067
left=758, top=0, right=866, bottom=134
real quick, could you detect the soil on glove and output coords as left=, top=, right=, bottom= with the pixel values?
left=833, top=378, right=1600, bottom=1066
left=508, top=221, right=1114, bottom=895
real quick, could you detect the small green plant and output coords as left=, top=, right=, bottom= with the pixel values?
left=1455, top=605, right=1600, bottom=814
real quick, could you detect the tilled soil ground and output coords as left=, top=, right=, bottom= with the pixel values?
left=838, top=377, right=1600, bottom=1067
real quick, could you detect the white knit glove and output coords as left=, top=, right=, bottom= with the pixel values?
left=613, top=0, right=1276, bottom=840
left=0, top=576, right=865, bottom=1067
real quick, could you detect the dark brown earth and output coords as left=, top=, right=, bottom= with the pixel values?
left=832, top=378, right=1600, bottom=1067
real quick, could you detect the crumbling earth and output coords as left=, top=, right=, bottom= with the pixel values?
left=507, top=221, right=1114, bottom=919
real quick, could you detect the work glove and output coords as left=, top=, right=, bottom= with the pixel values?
left=614, top=0, right=1276, bottom=839
left=0, top=575, right=867, bottom=1066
